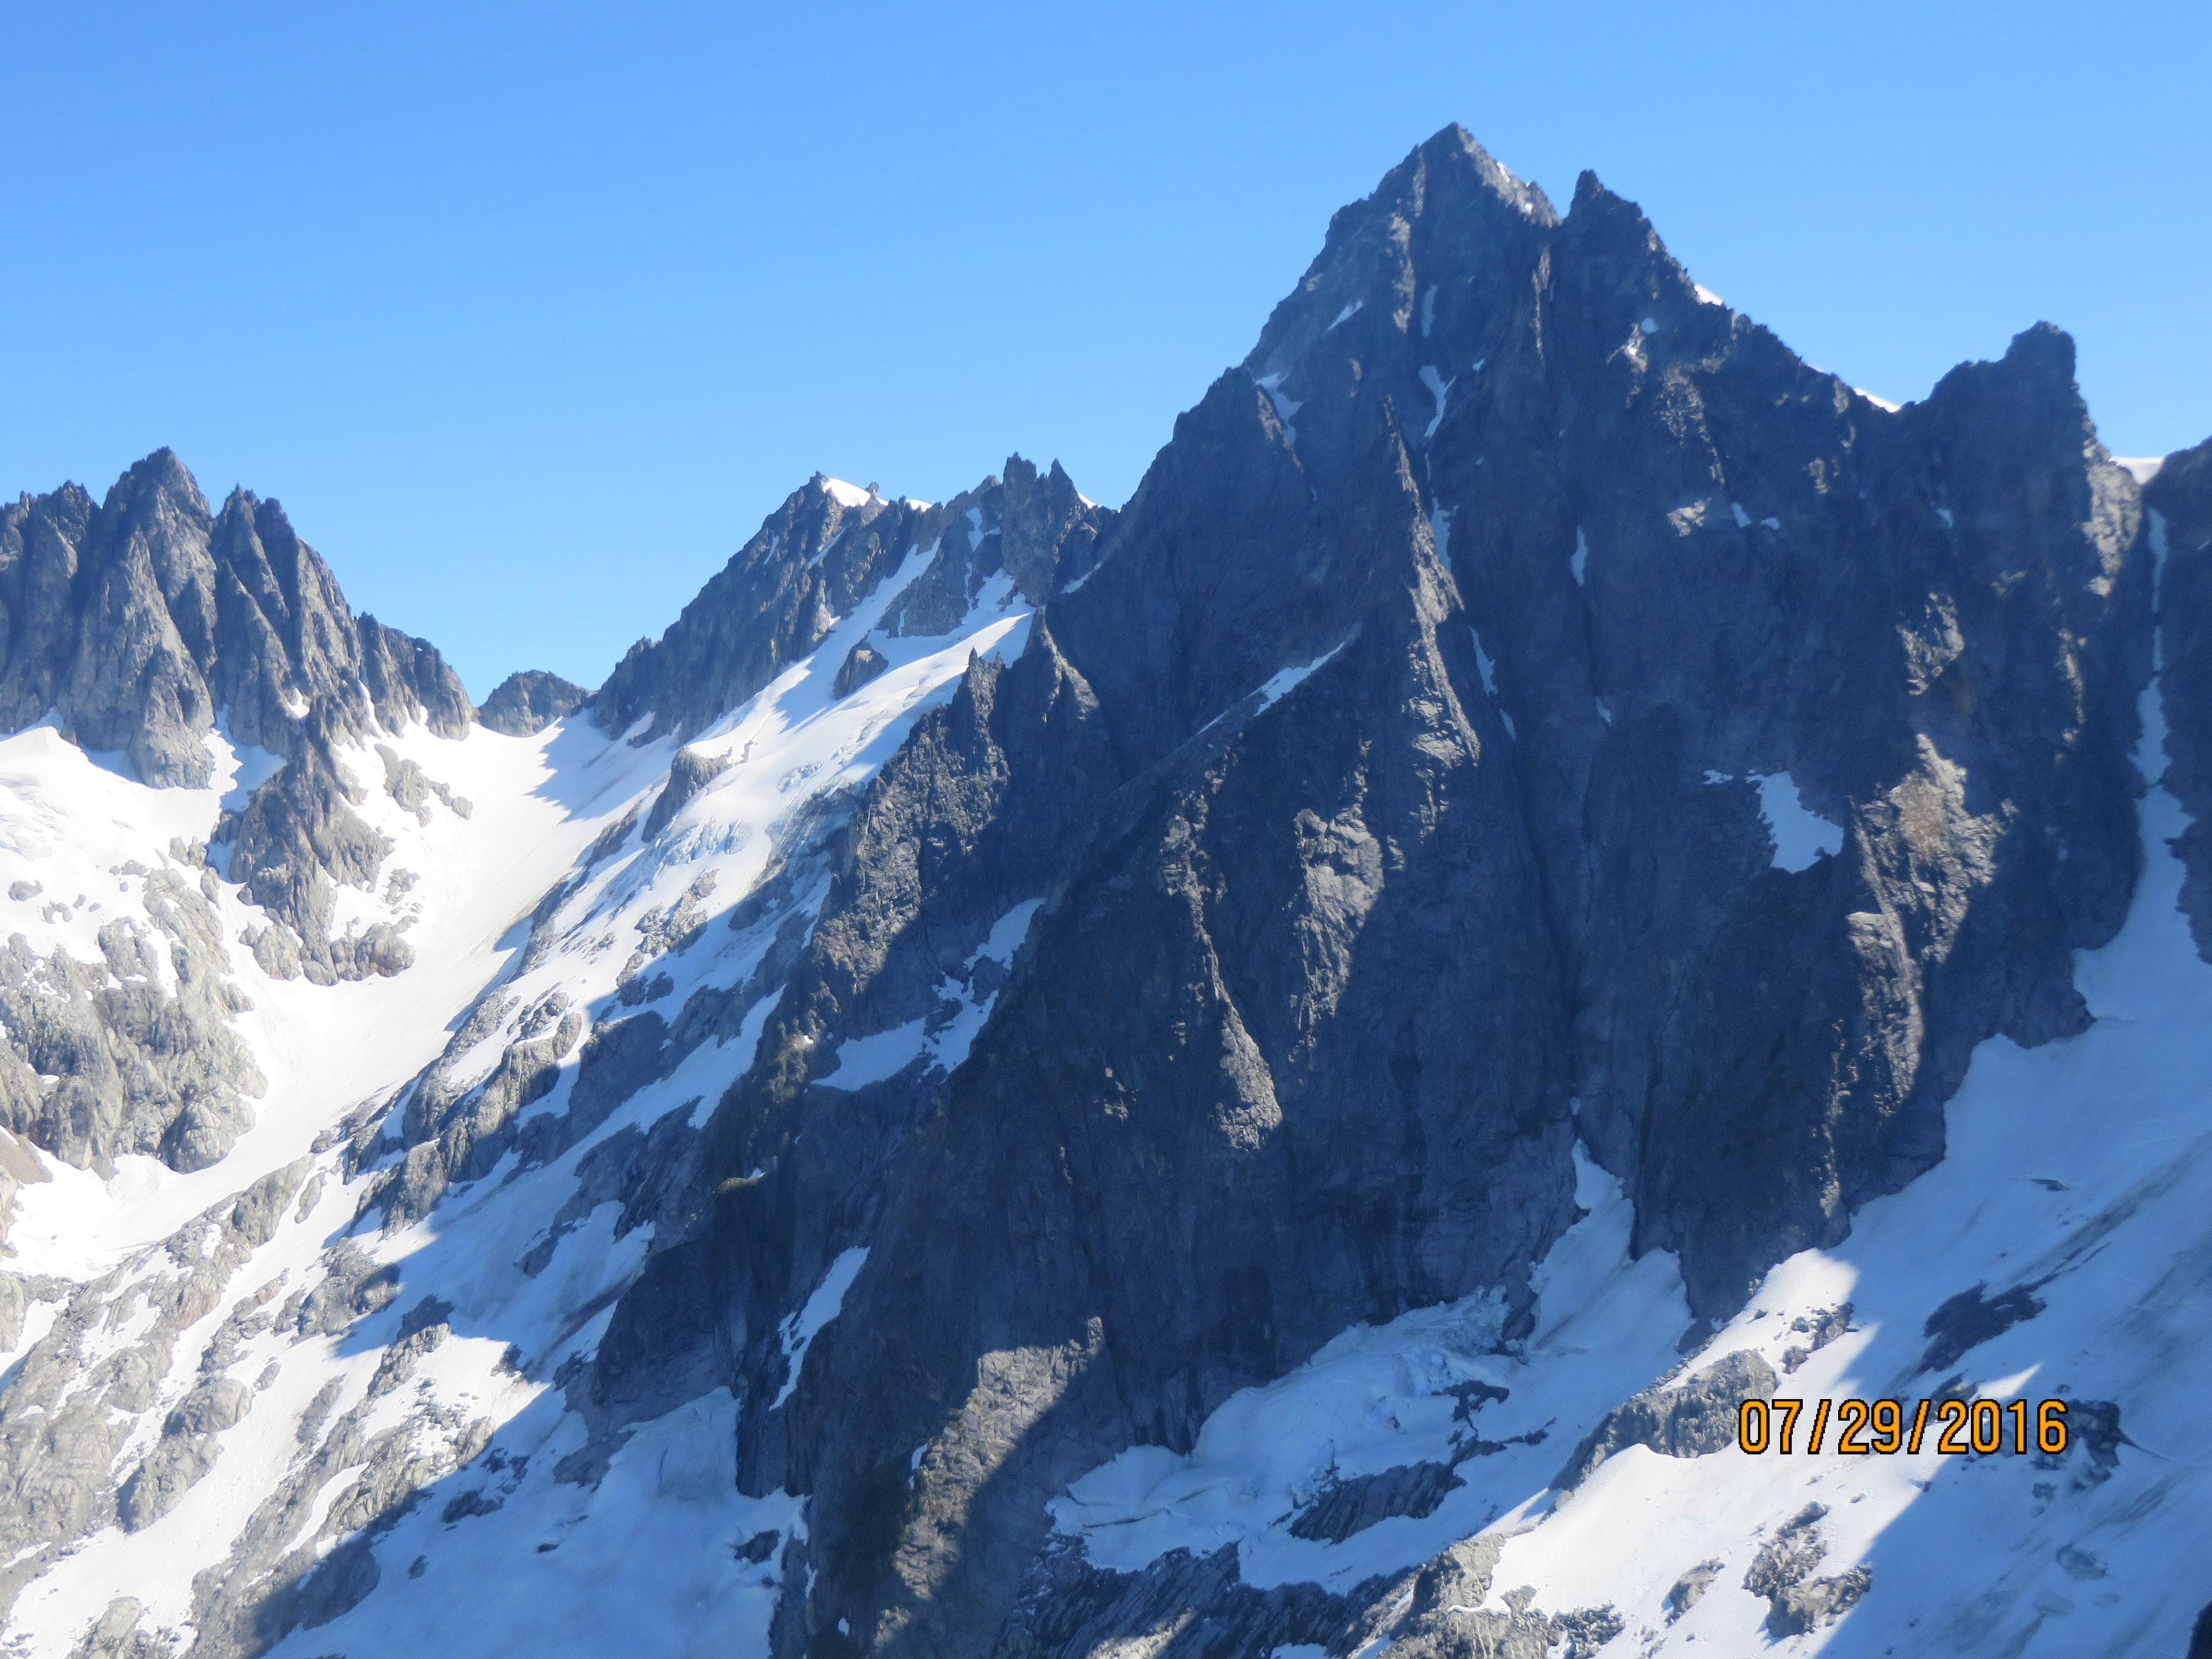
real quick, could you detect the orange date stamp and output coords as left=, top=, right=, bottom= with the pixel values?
left=1737, top=1397, right=2069, bottom=1456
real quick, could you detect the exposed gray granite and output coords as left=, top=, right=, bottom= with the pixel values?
left=0, top=1159, right=306, bottom=1620
left=832, top=640, right=889, bottom=699
left=1742, top=1503, right=1871, bottom=1637
left=0, top=868, right=263, bottom=1174
left=1552, top=1349, right=1777, bottom=1490
left=641, top=746, right=731, bottom=841
left=0, top=452, right=469, bottom=987
left=476, top=669, right=589, bottom=736
left=0, top=455, right=467, bottom=786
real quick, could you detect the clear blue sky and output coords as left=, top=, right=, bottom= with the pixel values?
left=4, top=1, right=2206, bottom=698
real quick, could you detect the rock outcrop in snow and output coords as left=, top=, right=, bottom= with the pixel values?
left=475, top=671, right=588, bottom=738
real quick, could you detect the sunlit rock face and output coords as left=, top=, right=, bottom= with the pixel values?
left=0, top=127, right=2205, bottom=1659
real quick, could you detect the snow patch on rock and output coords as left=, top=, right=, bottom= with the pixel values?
left=1755, top=772, right=1843, bottom=870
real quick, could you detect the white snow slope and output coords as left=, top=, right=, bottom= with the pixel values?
left=0, top=548, right=1032, bottom=1657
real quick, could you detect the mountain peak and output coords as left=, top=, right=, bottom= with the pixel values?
left=477, top=667, right=591, bottom=735
left=1412, top=122, right=1559, bottom=224
left=1244, top=128, right=1557, bottom=392
left=116, top=445, right=204, bottom=500
left=101, top=447, right=214, bottom=542
left=592, top=460, right=1110, bottom=743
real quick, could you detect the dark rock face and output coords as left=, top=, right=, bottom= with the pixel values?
left=0, top=1159, right=306, bottom=1611
left=590, top=475, right=905, bottom=743
left=2146, top=437, right=2212, bottom=958
left=476, top=668, right=589, bottom=735
left=1664, top=1559, right=1723, bottom=1621
left=8, top=121, right=2200, bottom=1658
left=1253, top=161, right=2150, bottom=1326
left=552, top=126, right=2167, bottom=1656
left=2034, top=1397, right=2131, bottom=1491
left=1780, top=1301, right=1852, bottom=1371
left=0, top=454, right=479, bottom=1173
left=218, top=734, right=414, bottom=987
left=641, top=745, right=731, bottom=841
left=1287, top=1462, right=1465, bottom=1542
left=831, top=640, right=890, bottom=699
left=1917, top=1280, right=2047, bottom=1374
left=989, top=1531, right=1621, bottom=1659
left=993, top=1540, right=1382, bottom=1659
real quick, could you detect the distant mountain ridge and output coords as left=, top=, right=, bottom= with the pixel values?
left=1, top=450, right=472, bottom=787
left=589, top=457, right=1107, bottom=744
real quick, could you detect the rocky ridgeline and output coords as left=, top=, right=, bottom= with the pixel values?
left=1, top=455, right=462, bottom=984
left=591, top=457, right=1108, bottom=745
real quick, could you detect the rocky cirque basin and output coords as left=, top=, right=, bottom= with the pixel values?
left=0, top=127, right=2206, bottom=1659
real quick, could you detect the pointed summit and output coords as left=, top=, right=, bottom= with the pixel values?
left=1244, top=128, right=1557, bottom=388
left=105, top=446, right=205, bottom=507
left=478, top=667, right=589, bottom=735
left=1411, top=123, right=1559, bottom=224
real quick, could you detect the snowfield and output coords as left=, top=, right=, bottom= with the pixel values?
left=0, top=551, right=1035, bottom=1657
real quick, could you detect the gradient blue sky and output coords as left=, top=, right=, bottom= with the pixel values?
left=4, top=1, right=2206, bottom=697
